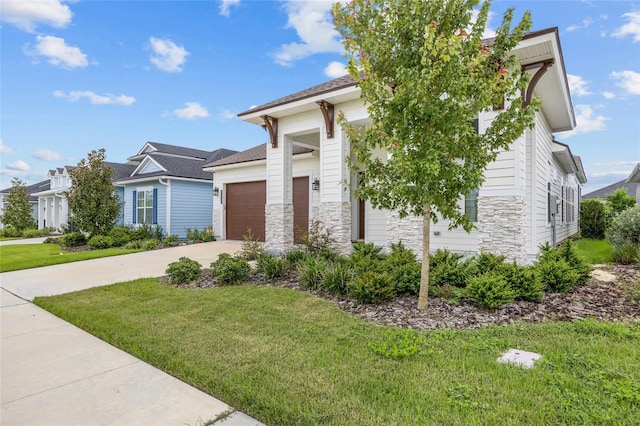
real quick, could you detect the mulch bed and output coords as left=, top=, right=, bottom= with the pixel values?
left=164, top=264, right=640, bottom=331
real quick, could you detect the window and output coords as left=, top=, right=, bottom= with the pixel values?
left=132, top=188, right=157, bottom=225
left=465, top=188, right=479, bottom=222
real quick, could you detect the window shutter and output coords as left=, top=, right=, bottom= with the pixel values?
left=132, top=190, right=137, bottom=223
left=152, top=188, right=158, bottom=225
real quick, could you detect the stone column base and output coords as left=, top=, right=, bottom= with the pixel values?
left=319, top=201, right=352, bottom=254
left=386, top=211, right=424, bottom=260
left=265, top=203, right=294, bottom=251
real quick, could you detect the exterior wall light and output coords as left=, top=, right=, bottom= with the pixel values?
left=312, top=178, right=320, bottom=191
left=213, top=186, right=220, bottom=197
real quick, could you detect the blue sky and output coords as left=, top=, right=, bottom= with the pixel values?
left=1, top=0, right=638, bottom=195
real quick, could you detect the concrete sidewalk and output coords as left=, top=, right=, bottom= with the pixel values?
left=0, top=241, right=263, bottom=426
left=1, top=240, right=243, bottom=300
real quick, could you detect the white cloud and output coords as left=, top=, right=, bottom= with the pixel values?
left=0, top=139, right=14, bottom=156
left=603, top=91, right=616, bottom=99
left=6, top=160, right=30, bottom=172
left=611, top=70, right=640, bottom=95
left=219, top=0, right=240, bottom=17
left=558, top=104, right=609, bottom=138
left=149, top=37, right=189, bottom=73
left=273, top=1, right=343, bottom=66
left=566, top=18, right=594, bottom=32
left=27, top=35, right=88, bottom=69
left=217, top=108, right=236, bottom=121
left=33, top=148, right=62, bottom=161
left=567, top=74, right=591, bottom=96
left=612, top=11, right=640, bottom=42
left=324, top=61, right=348, bottom=78
left=53, top=90, right=136, bottom=105
left=173, top=102, right=209, bottom=119
left=0, top=0, right=72, bottom=33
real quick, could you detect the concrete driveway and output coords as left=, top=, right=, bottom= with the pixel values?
left=0, top=240, right=263, bottom=426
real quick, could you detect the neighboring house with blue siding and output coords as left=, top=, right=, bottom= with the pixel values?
left=117, top=142, right=237, bottom=238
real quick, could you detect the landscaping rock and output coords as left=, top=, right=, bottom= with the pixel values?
left=497, top=349, right=542, bottom=369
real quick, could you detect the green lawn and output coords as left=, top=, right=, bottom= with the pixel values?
left=35, top=280, right=640, bottom=425
left=574, top=238, right=613, bottom=264
left=0, top=244, right=142, bottom=272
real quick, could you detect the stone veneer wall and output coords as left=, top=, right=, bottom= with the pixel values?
left=213, top=206, right=222, bottom=240
left=265, top=203, right=294, bottom=251
left=477, top=195, right=528, bottom=264
left=385, top=211, right=425, bottom=260
left=319, top=201, right=352, bottom=254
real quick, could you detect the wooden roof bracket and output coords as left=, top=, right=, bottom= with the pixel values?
left=261, top=115, right=278, bottom=148
left=316, top=100, right=335, bottom=139
left=522, top=59, right=554, bottom=108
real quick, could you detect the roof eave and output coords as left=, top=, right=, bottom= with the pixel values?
left=627, top=163, right=640, bottom=183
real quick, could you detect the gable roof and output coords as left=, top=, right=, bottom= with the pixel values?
left=105, top=162, right=137, bottom=181
left=128, top=141, right=227, bottom=161
left=203, top=143, right=314, bottom=169
left=0, top=179, right=51, bottom=201
left=118, top=154, right=213, bottom=183
left=582, top=179, right=635, bottom=199
left=627, top=163, right=640, bottom=184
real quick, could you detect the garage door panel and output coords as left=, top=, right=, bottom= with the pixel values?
left=226, top=181, right=266, bottom=241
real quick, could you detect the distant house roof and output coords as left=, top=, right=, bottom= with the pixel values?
left=627, top=163, right=640, bottom=184
left=203, top=143, right=313, bottom=169
left=104, top=162, right=137, bottom=181
left=118, top=155, right=214, bottom=183
left=582, top=179, right=635, bottom=199
left=0, top=179, right=51, bottom=202
left=128, top=141, right=235, bottom=162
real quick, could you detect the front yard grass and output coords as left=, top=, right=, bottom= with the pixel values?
left=0, top=244, right=143, bottom=272
left=35, top=279, right=640, bottom=425
left=575, top=238, right=613, bottom=264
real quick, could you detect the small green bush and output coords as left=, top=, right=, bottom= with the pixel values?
left=383, top=242, right=422, bottom=295
left=185, top=227, right=214, bottom=244
left=502, top=262, right=544, bottom=302
left=465, top=272, right=515, bottom=309
left=108, top=227, right=132, bottom=247
left=536, top=258, right=579, bottom=293
left=608, top=205, right=640, bottom=248
left=62, top=232, right=86, bottom=247
left=321, top=263, right=353, bottom=296
left=300, top=220, right=339, bottom=260
left=580, top=199, right=607, bottom=239
left=211, top=253, right=250, bottom=284
left=142, top=238, right=159, bottom=251
left=43, top=236, right=62, bottom=245
left=348, top=271, right=395, bottom=304
left=0, top=226, right=22, bottom=238
left=123, top=239, right=144, bottom=249
left=162, top=234, right=179, bottom=246
left=166, top=257, right=202, bottom=284
left=558, top=240, right=592, bottom=285
left=262, top=255, right=286, bottom=280
left=284, top=248, right=308, bottom=267
left=473, top=252, right=507, bottom=275
left=22, top=228, right=43, bottom=238
left=429, top=283, right=463, bottom=304
left=612, top=243, right=639, bottom=265
left=88, top=235, right=114, bottom=250
left=430, top=249, right=464, bottom=270
left=237, top=229, right=264, bottom=260
left=430, top=254, right=470, bottom=289
left=298, top=257, right=328, bottom=290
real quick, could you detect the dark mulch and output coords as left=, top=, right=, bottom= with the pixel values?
left=164, top=264, right=640, bottom=331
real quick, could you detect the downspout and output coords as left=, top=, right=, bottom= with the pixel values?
left=159, top=178, right=170, bottom=235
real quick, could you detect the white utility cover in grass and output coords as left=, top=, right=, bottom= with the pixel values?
left=497, top=349, right=542, bottom=369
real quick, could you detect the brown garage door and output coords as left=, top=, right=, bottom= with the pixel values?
left=226, top=181, right=266, bottom=241
left=293, top=177, right=309, bottom=244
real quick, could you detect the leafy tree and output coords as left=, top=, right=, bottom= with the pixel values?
left=0, top=177, right=36, bottom=231
left=65, top=149, right=121, bottom=236
left=333, top=0, right=538, bottom=309
left=579, top=199, right=607, bottom=239
left=605, top=188, right=635, bottom=216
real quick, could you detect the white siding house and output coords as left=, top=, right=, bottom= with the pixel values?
left=205, top=27, right=587, bottom=263
left=627, top=163, right=640, bottom=205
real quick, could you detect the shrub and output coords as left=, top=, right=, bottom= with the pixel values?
left=612, top=243, right=639, bottom=265
left=536, top=258, right=579, bottom=293
left=430, top=249, right=464, bottom=270
left=142, top=238, right=159, bottom=251
left=608, top=205, right=640, bottom=248
left=298, top=257, right=328, bottom=290
left=284, top=248, right=308, bottom=267
left=300, top=220, right=339, bottom=259
left=348, top=242, right=387, bottom=274
left=123, top=239, right=144, bottom=249
left=348, top=271, right=395, bottom=304
left=237, top=229, right=264, bottom=260
left=321, top=263, right=353, bottom=296
left=165, top=257, right=202, bottom=284
left=580, top=199, right=607, bottom=239
left=262, top=255, right=286, bottom=280
left=558, top=240, right=592, bottom=285
left=88, top=235, right=114, bottom=250
left=429, top=283, right=463, bottom=304
left=62, top=232, right=87, bottom=247
left=430, top=254, right=470, bottom=289
left=0, top=226, right=21, bottom=238
left=162, top=234, right=179, bottom=246
left=131, top=224, right=164, bottom=241
left=185, top=227, right=214, bottom=244
left=43, top=236, right=62, bottom=245
left=605, top=188, right=635, bottom=216
left=108, top=227, right=132, bottom=247
left=465, top=272, right=515, bottom=309
left=22, top=228, right=43, bottom=238
left=385, top=242, right=421, bottom=295
left=473, top=252, right=507, bottom=275
left=211, top=253, right=250, bottom=284
left=502, top=262, right=544, bottom=302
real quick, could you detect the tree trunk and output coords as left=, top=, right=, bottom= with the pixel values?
left=417, top=202, right=431, bottom=310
